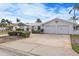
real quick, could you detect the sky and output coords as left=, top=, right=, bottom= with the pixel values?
left=0, top=3, right=78, bottom=23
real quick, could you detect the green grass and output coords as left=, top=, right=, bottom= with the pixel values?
left=70, top=35, right=79, bottom=53
left=70, top=34, right=79, bottom=39
left=72, top=43, right=79, bottom=53
left=0, top=31, right=8, bottom=35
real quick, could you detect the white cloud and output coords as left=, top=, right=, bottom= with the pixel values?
left=0, top=3, right=75, bottom=23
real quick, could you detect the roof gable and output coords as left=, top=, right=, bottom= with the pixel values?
left=42, top=18, right=78, bottom=25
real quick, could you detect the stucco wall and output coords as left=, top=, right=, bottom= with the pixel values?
left=72, top=31, right=79, bottom=34
left=44, top=19, right=74, bottom=26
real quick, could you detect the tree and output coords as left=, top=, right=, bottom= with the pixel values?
left=36, top=18, right=42, bottom=23
left=16, top=18, right=20, bottom=23
left=1, top=19, right=6, bottom=24
left=69, top=3, right=79, bottom=22
left=0, top=19, right=7, bottom=27
left=6, top=19, right=12, bottom=25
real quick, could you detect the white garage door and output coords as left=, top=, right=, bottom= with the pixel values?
left=44, top=25, right=57, bottom=34
left=57, top=25, right=69, bottom=34
left=44, top=25, right=69, bottom=34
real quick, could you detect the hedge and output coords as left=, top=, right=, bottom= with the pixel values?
left=8, top=31, right=30, bottom=38
left=16, top=28, right=24, bottom=31
left=32, top=29, right=44, bottom=34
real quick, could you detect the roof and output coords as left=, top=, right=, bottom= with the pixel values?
left=18, top=22, right=26, bottom=26
left=42, top=18, right=78, bottom=25
left=26, top=23, right=43, bottom=26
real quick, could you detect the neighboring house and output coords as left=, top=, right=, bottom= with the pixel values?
left=42, top=18, right=78, bottom=34
left=13, top=22, right=27, bottom=31
left=0, top=27, right=6, bottom=31
left=18, top=22, right=26, bottom=31
left=0, top=21, right=15, bottom=31
left=26, top=23, right=42, bottom=31
left=13, top=22, right=42, bottom=31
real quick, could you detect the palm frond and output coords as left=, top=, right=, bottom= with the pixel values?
left=69, top=9, right=72, bottom=14
left=74, top=3, right=79, bottom=10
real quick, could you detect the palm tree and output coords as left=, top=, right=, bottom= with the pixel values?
left=36, top=18, right=42, bottom=23
left=69, top=3, right=79, bottom=22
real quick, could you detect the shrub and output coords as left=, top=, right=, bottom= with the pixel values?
left=21, top=31, right=30, bottom=38
left=16, top=28, right=24, bottom=31
left=32, top=30, right=39, bottom=33
left=41, top=29, right=44, bottom=33
left=32, top=29, right=44, bottom=34
left=8, top=31, right=30, bottom=38
left=8, top=31, right=17, bottom=36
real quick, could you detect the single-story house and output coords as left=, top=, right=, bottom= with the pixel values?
left=12, top=18, right=79, bottom=34
left=13, top=22, right=27, bottom=31
left=26, top=23, right=43, bottom=31
left=41, top=18, right=78, bottom=34
left=0, top=23, right=14, bottom=31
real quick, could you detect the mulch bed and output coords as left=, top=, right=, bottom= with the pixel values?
left=0, top=36, right=23, bottom=43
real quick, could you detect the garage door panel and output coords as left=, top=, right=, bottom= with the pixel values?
left=57, top=25, right=69, bottom=34
left=44, top=25, right=57, bottom=34
left=44, top=25, right=69, bottom=34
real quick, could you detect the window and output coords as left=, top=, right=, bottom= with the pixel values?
left=32, top=26, right=34, bottom=30
left=73, top=26, right=77, bottom=30
left=32, top=26, right=34, bottom=29
left=26, top=28, right=29, bottom=31
left=73, top=27, right=76, bottom=30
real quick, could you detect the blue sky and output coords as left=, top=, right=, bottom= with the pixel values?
left=0, top=3, right=78, bottom=23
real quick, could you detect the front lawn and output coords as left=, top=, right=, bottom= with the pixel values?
left=72, top=43, right=79, bottom=53
left=70, top=35, right=79, bottom=53
left=70, top=35, right=79, bottom=39
left=0, top=31, right=8, bottom=35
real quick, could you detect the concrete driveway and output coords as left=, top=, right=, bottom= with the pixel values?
left=25, top=34, right=71, bottom=48
left=0, top=34, right=79, bottom=56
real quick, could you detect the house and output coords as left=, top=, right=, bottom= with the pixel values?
left=41, top=18, right=78, bottom=34
left=12, top=18, right=79, bottom=34
left=26, top=23, right=42, bottom=31
left=13, top=22, right=27, bottom=31
left=0, top=23, right=14, bottom=31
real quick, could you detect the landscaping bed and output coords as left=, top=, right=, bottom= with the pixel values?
left=32, top=29, right=44, bottom=34
left=0, top=31, right=8, bottom=35
left=0, top=36, right=23, bottom=43
left=0, top=29, right=31, bottom=44
left=0, top=31, right=30, bottom=44
left=8, top=28, right=30, bottom=38
left=70, top=35, right=79, bottom=53
left=8, top=31, right=30, bottom=38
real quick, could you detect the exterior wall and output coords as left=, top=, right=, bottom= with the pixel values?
left=0, top=27, right=6, bottom=31
left=68, top=25, right=73, bottom=34
left=72, top=31, right=79, bottom=34
left=44, top=19, right=73, bottom=26
left=42, top=19, right=75, bottom=34
left=13, top=27, right=16, bottom=31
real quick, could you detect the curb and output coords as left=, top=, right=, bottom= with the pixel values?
left=0, top=45, right=40, bottom=56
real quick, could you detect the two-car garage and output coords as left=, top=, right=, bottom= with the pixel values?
left=42, top=18, right=76, bottom=34
left=43, top=25, right=70, bottom=34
